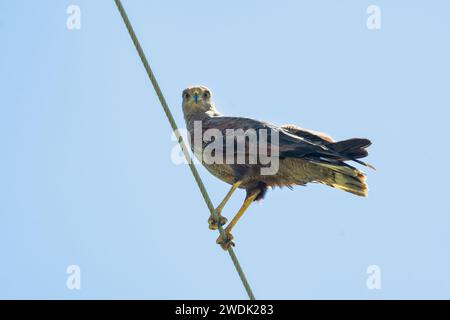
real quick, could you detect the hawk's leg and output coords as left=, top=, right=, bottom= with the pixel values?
left=208, top=181, right=242, bottom=230
left=216, top=190, right=260, bottom=250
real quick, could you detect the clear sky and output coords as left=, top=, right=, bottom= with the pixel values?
left=1, top=0, right=449, bottom=299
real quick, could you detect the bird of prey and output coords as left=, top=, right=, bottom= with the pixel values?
left=182, top=85, right=373, bottom=250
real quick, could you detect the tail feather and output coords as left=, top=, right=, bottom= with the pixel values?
left=329, top=138, right=371, bottom=160
left=326, top=138, right=375, bottom=170
left=317, top=162, right=368, bottom=197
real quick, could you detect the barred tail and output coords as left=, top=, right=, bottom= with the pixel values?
left=318, top=163, right=369, bottom=197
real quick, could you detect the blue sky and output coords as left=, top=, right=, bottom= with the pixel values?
left=0, top=0, right=449, bottom=299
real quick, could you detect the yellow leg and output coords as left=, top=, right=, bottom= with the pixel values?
left=208, top=181, right=242, bottom=230
left=216, top=190, right=260, bottom=250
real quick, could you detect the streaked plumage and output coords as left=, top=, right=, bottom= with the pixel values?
left=182, top=85, right=373, bottom=249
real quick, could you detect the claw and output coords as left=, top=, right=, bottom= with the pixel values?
left=216, top=231, right=235, bottom=250
left=208, top=214, right=228, bottom=230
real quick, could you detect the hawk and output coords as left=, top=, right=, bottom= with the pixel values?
left=182, top=85, right=373, bottom=250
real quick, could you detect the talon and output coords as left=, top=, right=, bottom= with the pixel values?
left=208, top=214, right=228, bottom=230
left=216, top=232, right=235, bottom=250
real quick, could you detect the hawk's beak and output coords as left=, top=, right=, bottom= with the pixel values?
left=193, top=92, right=199, bottom=104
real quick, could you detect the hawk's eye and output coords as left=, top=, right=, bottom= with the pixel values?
left=184, top=93, right=190, bottom=99
left=203, top=92, right=210, bottom=98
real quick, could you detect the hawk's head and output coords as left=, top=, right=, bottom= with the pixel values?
left=182, top=85, right=216, bottom=116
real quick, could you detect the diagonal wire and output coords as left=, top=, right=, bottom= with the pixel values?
left=113, top=0, right=255, bottom=300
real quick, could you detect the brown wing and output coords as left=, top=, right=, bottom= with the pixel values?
left=201, top=116, right=374, bottom=169
left=281, top=124, right=334, bottom=144
left=201, top=116, right=337, bottom=159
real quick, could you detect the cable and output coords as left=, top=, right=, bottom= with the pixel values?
left=113, top=0, right=256, bottom=300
